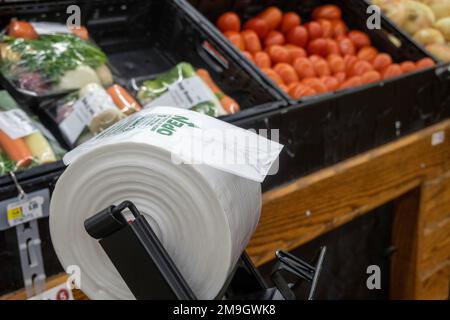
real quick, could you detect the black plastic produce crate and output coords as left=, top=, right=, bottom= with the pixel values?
left=0, top=0, right=286, bottom=124
left=186, top=0, right=450, bottom=189
left=0, top=162, right=65, bottom=296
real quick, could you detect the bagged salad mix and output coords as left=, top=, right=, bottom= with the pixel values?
left=47, top=83, right=141, bottom=147
left=0, top=20, right=113, bottom=96
left=0, top=90, right=65, bottom=175
left=135, top=62, right=240, bottom=117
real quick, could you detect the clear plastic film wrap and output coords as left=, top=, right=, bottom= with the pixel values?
left=50, top=106, right=283, bottom=300
left=134, top=62, right=241, bottom=116
left=0, top=20, right=114, bottom=96
left=47, top=83, right=141, bottom=147
left=0, top=90, right=65, bottom=174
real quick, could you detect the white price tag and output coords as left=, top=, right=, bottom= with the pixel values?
left=0, top=109, right=37, bottom=139
left=30, top=22, right=70, bottom=35
left=59, top=87, right=117, bottom=144
left=28, top=282, right=74, bottom=300
left=145, top=76, right=217, bottom=110
left=432, top=131, right=445, bottom=146
left=7, top=196, right=44, bottom=227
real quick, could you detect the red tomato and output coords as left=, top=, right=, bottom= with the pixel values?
left=335, top=71, right=347, bottom=83
left=347, top=30, right=371, bottom=49
left=308, top=55, right=322, bottom=63
left=224, top=31, right=246, bottom=51
left=241, top=30, right=262, bottom=53
left=261, top=68, right=285, bottom=86
left=400, top=61, right=416, bottom=73
left=331, top=19, right=347, bottom=38
left=305, top=21, right=323, bottom=40
left=357, top=46, right=378, bottom=62
left=317, top=19, right=333, bottom=38
left=288, top=83, right=317, bottom=98
left=279, top=83, right=289, bottom=92
left=338, top=38, right=356, bottom=56
left=266, top=45, right=291, bottom=64
left=321, top=76, right=340, bottom=91
left=217, top=12, right=241, bottom=32
left=312, top=5, right=342, bottom=20
left=242, top=51, right=254, bottom=62
left=284, top=44, right=307, bottom=60
left=416, top=58, right=436, bottom=70
left=307, top=38, right=328, bottom=57
left=274, top=63, right=299, bottom=85
left=259, top=7, right=283, bottom=30
left=311, top=58, right=331, bottom=77
left=287, top=26, right=309, bottom=47
left=350, top=60, right=373, bottom=76
left=361, top=70, right=381, bottom=84
left=372, top=53, right=393, bottom=71
left=243, top=17, right=270, bottom=40
left=382, top=64, right=402, bottom=79
left=70, top=26, right=89, bottom=40
left=301, top=77, right=328, bottom=93
left=265, top=30, right=285, bottom=47
left=293, top=57, right=317, bottom=79
left=326, top=39, right=340, bottom=55
left=8, top=21, right=38, bottom=40
left=344, top=54, right=359, bottom=74
left=327, top=54, right=345, bottom=74
left=254, top=51, right=272, bottom=68
left=280, top=12, right=301, bottom=34
left=339, top=76, right=363, bottom=89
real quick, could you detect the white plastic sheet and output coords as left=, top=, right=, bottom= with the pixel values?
left=50, top=107, right=282, bottom=300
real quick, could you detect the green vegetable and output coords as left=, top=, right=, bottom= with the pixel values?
left=190, top=101, right=218, bottom=117
left=1, top=34, right=107, bottom=84
left=137, top=62, right=197, bottom=104
left=0, top=90, right=19, bottom=111
left=0, top=150, right=16, bottom=175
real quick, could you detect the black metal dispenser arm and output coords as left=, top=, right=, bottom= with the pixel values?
left=84, top=201, right=196, bottom=300
left=84, top=201, right=326, bottom=300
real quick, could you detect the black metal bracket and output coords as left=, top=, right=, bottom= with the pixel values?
left=84, top=201, right=326, bottom=300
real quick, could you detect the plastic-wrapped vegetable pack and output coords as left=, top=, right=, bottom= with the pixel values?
left=46, top=83, right=141, bottom=147
left=0, top=20, right=113, bottom=96
left=0, top=90, right=65, bottom=175
left=135, top=62, right=240, bottom=117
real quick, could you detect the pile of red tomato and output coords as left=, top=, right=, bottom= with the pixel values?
left=216, top=5, right=436, bottom=99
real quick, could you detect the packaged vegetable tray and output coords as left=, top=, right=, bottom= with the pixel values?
left=0, top=20, right=114, bottom=100
left=0, top=90, right=65, bottom=176
left=43, top=83, right=141, bottom=148
left=133, top=62, right=240, bottom=117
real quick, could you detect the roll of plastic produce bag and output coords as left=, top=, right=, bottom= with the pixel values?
left=50, top=106, right=283, bottom=300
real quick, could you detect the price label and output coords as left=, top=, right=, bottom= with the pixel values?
left=7, top=196, right=44, bottom=227
left=0, top=109, right=37, bottom=139
left=28, top=282, right=74, bottom=300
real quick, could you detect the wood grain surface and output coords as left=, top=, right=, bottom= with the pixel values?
left=3, top=120, right=450, bottom=300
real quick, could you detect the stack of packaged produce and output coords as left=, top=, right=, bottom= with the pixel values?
left=0, top=90, right=65, bottom=175
left=0, top=20, right=113, bottom=95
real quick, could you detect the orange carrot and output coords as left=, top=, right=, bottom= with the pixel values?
left=107, top=84, right=141, bottom=115
left=0, top=130, right=33, bottom=168
left=8, top=20, right=38, bottom=40
left=196, top=69, right=241, bottom=114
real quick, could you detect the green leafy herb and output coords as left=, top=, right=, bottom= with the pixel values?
left=2, top=34, right=107, bottom=83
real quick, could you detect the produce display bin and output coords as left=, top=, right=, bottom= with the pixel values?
left=186, top=0, right=450, bottom=189
left=0, top=0, right=286, bottom=124
left=0, top=161, right=65, bottom=296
